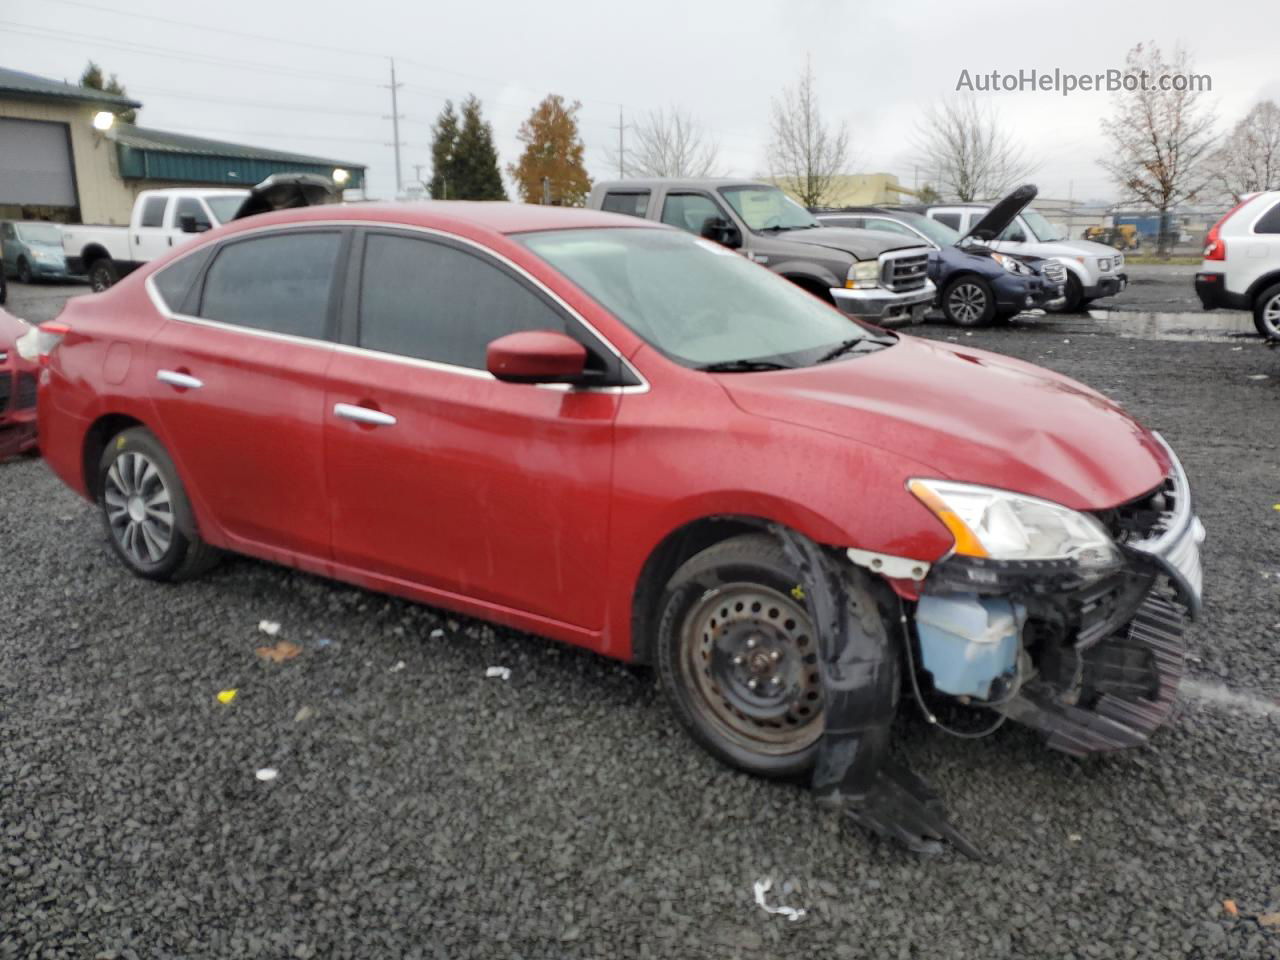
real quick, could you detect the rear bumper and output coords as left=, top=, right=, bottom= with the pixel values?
left=1194, top=272, right=1251, bottom=311
left=831, top=280, right=936, bottom=326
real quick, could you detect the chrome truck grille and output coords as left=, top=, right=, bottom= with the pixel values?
left=880, top=248, right=930, bottom=292
left=1040, top=260, right=1066, bottom=285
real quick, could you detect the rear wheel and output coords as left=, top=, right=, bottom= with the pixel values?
left=17, top=258, right=32, bottom=284
left=656, top=534, right=827, bottom=778
left=88, top=258, right=118, bottom=292
left=1253, top=283, right=1280, bottom=339
left=98, top=427, right=218, bottom=581
left=941, top=276, right=995, bottom=326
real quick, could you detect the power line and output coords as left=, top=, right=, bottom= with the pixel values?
left=128, top=87, right=423, bottom=120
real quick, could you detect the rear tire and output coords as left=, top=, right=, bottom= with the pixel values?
left=97, top=427, right=219, bottom=581
left=655, top=533, right=829, bottom=779
left=88, top=258, right=118, bottom=292
left=941, top=276, right=995, bottom=326
left=17, top=259, right=32, bottom=284
left=1253, top=283, right=1280, bottom=339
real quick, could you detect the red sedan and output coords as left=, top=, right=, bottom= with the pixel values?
left=31, top=201, right=1204, bottom=854
left=1, top=306, right=39, bottom=460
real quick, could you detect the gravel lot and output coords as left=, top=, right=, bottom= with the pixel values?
left=2, top=282, right=1278, bottom=959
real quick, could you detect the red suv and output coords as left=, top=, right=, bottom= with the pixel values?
left=32, top=202, right=1204, bottom=852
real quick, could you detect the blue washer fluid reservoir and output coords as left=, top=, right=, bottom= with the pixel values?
left=914, top=594, right=1024, bottom=700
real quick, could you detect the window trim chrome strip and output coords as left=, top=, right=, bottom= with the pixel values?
left=144, top=218, right=651, bottom=395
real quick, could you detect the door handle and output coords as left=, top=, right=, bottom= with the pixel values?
left=156, top=369, right=203, bottom=390
left=334, top=402, right=396, bottom=427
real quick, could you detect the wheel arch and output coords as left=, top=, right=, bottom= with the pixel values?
left=80, top=244, right=112, bottom=269
left=781, top=272, right=837, bottom=304
left=1245, top=270, right=1280, bottom=304
left=82, top=412, right=146, bottom=500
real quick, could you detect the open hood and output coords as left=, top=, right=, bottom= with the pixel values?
left=232, top=173, right=341, bottom=220
left=958, top=183, right=1038, bottom=244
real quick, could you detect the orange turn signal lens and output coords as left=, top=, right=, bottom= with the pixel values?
left=908, top=479, right=989, bottom=558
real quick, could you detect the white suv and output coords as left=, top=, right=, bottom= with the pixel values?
left=1195, top=191, right=1280, bottom=339
left=907, top=203, right=1127, bottom=312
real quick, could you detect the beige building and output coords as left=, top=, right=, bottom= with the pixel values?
left=1, top=66, right=366, bottom=226
left=775, top=172, right=923, bottom=208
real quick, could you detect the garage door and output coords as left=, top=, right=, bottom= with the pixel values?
left=0, top=118, right=77, bottom=207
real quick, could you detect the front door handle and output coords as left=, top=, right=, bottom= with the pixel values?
left=334, top=402, right=396, bottom=427
left=156, top=369, right=203, bottom=389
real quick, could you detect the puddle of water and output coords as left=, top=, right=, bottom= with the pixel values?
left=1087, top=309, right=1257, bottom=342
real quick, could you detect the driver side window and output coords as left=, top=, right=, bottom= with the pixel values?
left=661, top=193, right=728, bottom=237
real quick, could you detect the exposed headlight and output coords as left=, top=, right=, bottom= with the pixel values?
left=845, top=260, right=880, bottom=289
left=1098, top=257, right=1112, bottom=272
left=908, top=479, right=1120, bottom=565
left=992, top=253, right=1032, bottom=276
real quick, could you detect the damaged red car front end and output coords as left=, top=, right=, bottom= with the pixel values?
left=0, top=308, right=38, bottom=461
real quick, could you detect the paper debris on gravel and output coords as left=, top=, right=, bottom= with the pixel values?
left=256, top=640, right=302, bottom=664
left=216, top=689, right=238, bottom=705
left=429, top=628, right=446, bottom=639
left=255, top=767, right=278, bottom=782
left=1223, top=899, right=1239, bottom=917
left=389, top=660, right=406, bottom=673
left=258, top=620, right=282, bottom=636
left=1259, top=912, right=1280, bottom=928
left=294, top=706, right=314, bottom=723
left=485, top=666, right=511, bottom=680
left=753, top=878, right=806, bottom=922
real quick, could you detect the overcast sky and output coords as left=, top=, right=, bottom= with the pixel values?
left=5, top=0, right=1277, bottom=204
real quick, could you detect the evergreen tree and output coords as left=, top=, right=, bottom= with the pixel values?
left=80, top=60, right=136, bottom=124
left=452, top=95, right=507, bottom=200
left=508, top=95, right=591, bottom=206
left=429, top=101, right=460, bottom=199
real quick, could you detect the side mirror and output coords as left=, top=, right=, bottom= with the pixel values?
left=1004, top=229, right=1026, bottom=243
left=486, top=330, right=588, bottom=384
left=178, top=214, right=202, bottom=234
left=701, top=216, right=742, bottom=250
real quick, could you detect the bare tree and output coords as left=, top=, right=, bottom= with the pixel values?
left=1099, top=42, right=1216, bottom=255
left=766, top=61, right=850, bottom=207
left=605, top=107, right=722, bottom=178
left=1208, top=100, right=1280, bottom=203
left=913, top=97, right=1037, bottom=203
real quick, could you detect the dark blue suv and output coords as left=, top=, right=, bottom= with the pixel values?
left=813, top=188, right=1066, bottom=326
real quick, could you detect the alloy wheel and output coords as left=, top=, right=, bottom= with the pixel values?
left=679, top=583, right=824, bottom=756
left=103, top=451, right=174, bottom=566
left=948, top=282, right=986, bottom=324
left=1262, top=293, right=1280, bottom=338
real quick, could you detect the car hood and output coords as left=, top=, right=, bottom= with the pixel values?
left=722, top=335, right=1169, bottom=511
left=959, top=184, right=1037, bottom=243
left=1005, top=239, right=1109, bottom=259
left=786, top=226, right=924, bottom=260
left=0, top=308, right=34, bottom=353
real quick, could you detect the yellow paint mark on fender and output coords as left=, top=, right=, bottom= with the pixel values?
left=790, top=585, right=805, bottom=601
left=116, top=435, right=126, bottom=450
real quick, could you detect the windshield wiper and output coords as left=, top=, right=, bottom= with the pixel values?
left=759, top=223, right=818, bottom=232
left=815, top=336, right=893, bottom=364
left=697, top=358, right=794, bottom=373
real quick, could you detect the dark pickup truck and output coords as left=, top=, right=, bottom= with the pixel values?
left=587, top=179, right=935, bottom=325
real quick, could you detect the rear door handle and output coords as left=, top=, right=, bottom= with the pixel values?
left=334, top=402, right=396, bottom=427
left=156, top=369, right=203, bottom=390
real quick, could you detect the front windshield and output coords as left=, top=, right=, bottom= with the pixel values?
left=518, top=227, right=884, bottom=369
left=204, top=196, right=244, bottom=224
left=719, top=186, right=818, bottom=232
left=894, top=211, right=960, bottom=246
left=16, top=223, right=62, bottom=245
left=1021, top=210, right=1065, bottom=242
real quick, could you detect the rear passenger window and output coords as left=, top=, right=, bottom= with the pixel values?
left=932, top=212, right=961, bottom=230
left=199, top=232, right=341, bottom=339
left=601, top=191, right=650, bottom=218
left=152, top=248, right=211, bottom=314
left=358, top=233, right=566, bottom=370
left=140, top=197, right=168, bottom=228
left=1254, top=201, right=1280, bottom=234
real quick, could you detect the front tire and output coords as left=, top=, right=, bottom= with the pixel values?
left=655, top=534, right=828, bottom=778
left=1047, top=272, right=1084, bottom=313
left=88, top=258, right=118, bottom=292
left=1253, top=283, right=1280, bottom=339
left=17, top=258, right=32, bottom=284
left=941, top=276, right=995, bottom=326
left=98, top=427, right=218, bottom=581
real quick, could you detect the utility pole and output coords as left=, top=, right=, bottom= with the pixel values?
left=610, top=105, right=625, bottom=178
left=383, top=58, right=405, bottom=196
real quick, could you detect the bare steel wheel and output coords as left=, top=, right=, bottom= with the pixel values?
left=103, top=450, right=174, bottom=566
left=681, top=584, right=824, bottom=755
left=1254, top=283, right=1280, bottom=340
left=655, top=533, right=832, bottom=777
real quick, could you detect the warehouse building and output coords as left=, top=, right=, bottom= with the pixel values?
left=0, top=66, right=366, bottom=225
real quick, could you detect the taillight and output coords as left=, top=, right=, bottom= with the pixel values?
left=1203, top=199, right=1249, bottom=261
left=16, top=321, right=70, bottom=366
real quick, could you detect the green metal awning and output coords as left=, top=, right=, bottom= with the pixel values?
left=113, top=125, right=365, bottom=189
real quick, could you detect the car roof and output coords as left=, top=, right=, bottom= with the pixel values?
left=211, top=200, right=663, bottom=238
left=141, top=187, right=251, bottom=197
left=593, top=178, right=769, bottom=192
left=815, top=207, right=900, bottom=216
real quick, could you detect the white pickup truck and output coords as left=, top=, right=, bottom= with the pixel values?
left=63, top=187, right=249, bottom=291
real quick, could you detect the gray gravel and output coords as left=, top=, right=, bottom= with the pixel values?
left=2, top=296, right=1278, bottom=958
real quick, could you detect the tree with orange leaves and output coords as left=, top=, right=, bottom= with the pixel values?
left=508, top=95, right=592, bottom=207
